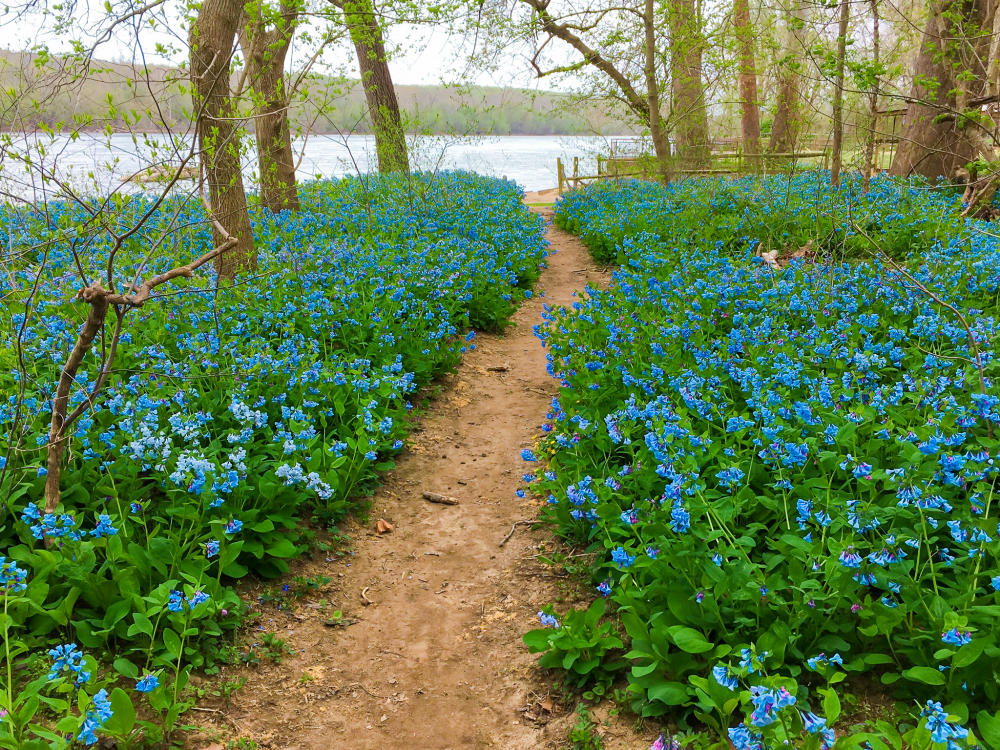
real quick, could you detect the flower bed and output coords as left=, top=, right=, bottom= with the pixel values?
left=526, top=173, right=1000, bottom=748
left=0, top=171, right=546, bottom=745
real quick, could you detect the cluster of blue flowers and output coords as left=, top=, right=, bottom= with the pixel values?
left=0, top=557, right=27, bottom=593
left=921, top=701, right=971, bottom=749
left=42, top=643, right=121, bottom=745
left=77, top=688, right=112, bottom=745
left=0, top=172, right=548, bottom=735
left=526, top=173, right=1000, bottom=736
left=47, top=643, right=90, bottom=686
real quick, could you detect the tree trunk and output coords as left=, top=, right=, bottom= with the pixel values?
left=733, top=0, right=761, bottom=158
left=337, top=0, right=409, bottom=173
left=668, top=0, right=710, bottom=167
left=861, top=0, right=880, bottom=192
left=645, top=0, right=672, bottom=180
left=769, top=0, right=805, bottom=153
left=830, top=0, right=850, bottom=186
left=44, top=295, right=108, bottom=513
left=241, top=0, right=300, bottom=212
left=960, top=0, right=1000, bottom=215
left=189, top=0, right=257, bottom=278
left=889, top=0, right=994, bottom=179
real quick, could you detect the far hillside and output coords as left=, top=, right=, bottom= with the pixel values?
left=0, top=50, right=628, bottom=136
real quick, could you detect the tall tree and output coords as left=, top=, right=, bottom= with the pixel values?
left=332, top=0, right=409, bottom=173
left=644, top=0, right=672, bottom=180
left=861, top=0, right=880, bottom=192
left=241, top=0, right=301, bottom=212
left=769, top=0, right=805, bottom=153
left=829, top=0, right=849, bottom=186
left=889, top=0, right=995, bottom=180
left=733, top=0, right=761, bottom=157
left=190, top=0, right=257, bottom=277
left=668, top=0, right=710, bottom=166
left=959, top=4, right=1000, bottom=214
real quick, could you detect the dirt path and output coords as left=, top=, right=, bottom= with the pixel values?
left=194, top=212, right=648, bottom=750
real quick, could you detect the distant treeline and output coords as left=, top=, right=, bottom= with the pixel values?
left=0, top=50, right=626, bottom=136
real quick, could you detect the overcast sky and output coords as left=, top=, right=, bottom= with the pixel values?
left=0, top=0, right=550, bottom=90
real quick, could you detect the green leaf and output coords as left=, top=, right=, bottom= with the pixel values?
left=127, top=612, right=153, bottom=638
left=584, top=598, right=606, bottom=626
left=222, top=560, right=249, bottom=578
left=647, top=681, right=690, bottom=706
left=102, top=598, right=132, bottom=629
left=952, top=638, right=986, bottom=669
left=113, top=657, right=139, bottom=679
left=668, top=626, right=713, bottom=654
left=102, top=688, right=136, bottom=736
left=821, top=687, right=841, bottom=724
left=632, top=662, right=659, bottom=677
left=265, top=537, right=298, bottom=558
left=161, top=628, right=182, bottom=659
left=220, top=540, right=244, bottom=567
left=522, top=629, right=552, bottom=652
left=978, top=710, right=1000, bottom=750
left=861, top=653, right=895, bottom=666
left=902, top=666, right=945, bottom=685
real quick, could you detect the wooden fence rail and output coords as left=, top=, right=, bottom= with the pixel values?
left=557, top=148, right=831, bottom=191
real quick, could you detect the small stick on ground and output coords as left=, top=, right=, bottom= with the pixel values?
left=499, top=520, right=534, bottom=547
left=525, top=387, right=553, bottom=396
left=346, top=682, right=388, bottom=700
left=360, top=587, right=374, bottom=606
left=422, top=491, right=459, bottom=505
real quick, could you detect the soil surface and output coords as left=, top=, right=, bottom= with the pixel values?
left=190, top=210, right=653, bottom=750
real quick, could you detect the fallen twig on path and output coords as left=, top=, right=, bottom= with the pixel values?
left=499, top=520, right=534, bottom=547
left=360, top=587, right=375, bottom=606
left=525, top=387, right=554, bottom=396
left=422, top=491, right=459, bottom=505
left=346, top=682, right=388, bottom=700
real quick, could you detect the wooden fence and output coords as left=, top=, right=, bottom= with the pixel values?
left=557, top=147, right=831, bottom=191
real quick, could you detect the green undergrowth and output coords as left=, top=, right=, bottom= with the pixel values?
left=522, top=172, right=1000, bottom=749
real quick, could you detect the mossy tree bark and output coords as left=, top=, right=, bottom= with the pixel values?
left=830, top=0, right=850, bottom=186
left=733, top=0, right=761, bottom=157
left=668, top=0, right=710, bottom=167
left=769, top=0, right=806, bottom=153
left=644, top=0, right=672, bottom=180
left=189, top=0, right=257, bottom=278
left=890, top=0, right=995, bottom=180
left=241, top=0, right=301, bottom=213
left=861, top=0, right=880, bottom=192
left=333, top=0, right=409, bottom=174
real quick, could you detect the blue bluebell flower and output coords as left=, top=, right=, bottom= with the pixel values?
left=48, top=643, right=89, bottom=685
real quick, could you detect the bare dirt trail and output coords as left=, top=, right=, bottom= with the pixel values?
left=193, top=210, right=649, bottom=750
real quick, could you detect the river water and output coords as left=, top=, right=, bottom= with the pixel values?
left=0, top=132, right=615, bottom=199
